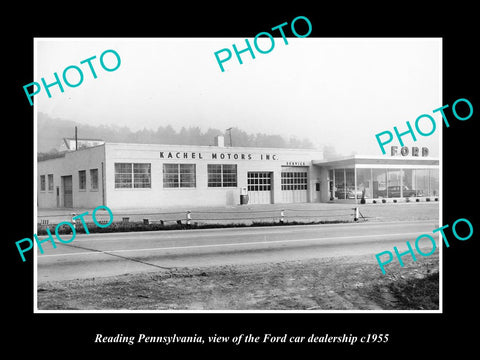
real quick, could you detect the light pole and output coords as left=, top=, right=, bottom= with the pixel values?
left=226, top=127, right=233, bottom=147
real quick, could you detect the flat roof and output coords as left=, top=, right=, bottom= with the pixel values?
left=38, top=141, right=324, bottom=162
left=313, top=154, right=439, bottom=167
left=103, top=142, right=323, bottom=154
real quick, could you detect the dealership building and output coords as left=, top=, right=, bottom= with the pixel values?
left=37, top=136, right=439, bottom=210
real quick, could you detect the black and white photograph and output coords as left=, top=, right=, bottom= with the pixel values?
left=32, top=37, right=442, bottom=312
left=6, top=5, right=478, bottom=355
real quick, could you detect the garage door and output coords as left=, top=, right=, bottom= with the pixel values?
left=247, top=172, right=272, bottom=204
left=281, top=167, right=308, bottom=203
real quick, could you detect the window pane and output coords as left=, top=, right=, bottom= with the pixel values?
left=48, top=174, right=54, bottom=191
left=163, top=164, right=179, bottom=188
left=134, top=163, right=150, bottom=174
left=372, top=169, right=387, bottom=199
left=115, top=163, right=132, bottom=188
left=430, top=169, right=439, bottom=197
left=134, top=163, right=151, bottom=188
left=208, top=164, right=222, bottom=187
left=402, top=169, right=422, bottom=197
left=164, top=174, right=179, bottom=188
left=79, top=170, right=86, bottom=190
left=180, top=164, right=194, bottom=173
left=248, top=172, right=270, bottom=190
left=40, top=175, right=46, bottom=191
left=281, top=171, right=307, bottom=192
left=115, top=163, right=132, bottom=173
left=222, top=164, right=236, bottom=173
left=180, top=164, right=196, bottom=188
left=334, top=169, right=345, bottom=199
left=415, top=169, right=430, bottom=196
left=387, top=169, right=402, bottom=197
left=356, top=169, right=371, bottom=199
left=209, top=164, right=237, bottom=187
left=163, top=164, right=178, bottom=174
left=403, top=169, right=414, bottom=193
left=90, top=169, right=98, bottom=190
left=223, top=174, right=237, bottom=187
left=345, top=169, right=355, bottom=198
left=222, top=164, right=237, bottom=187
left=208, top=174, right=222, bottom=187
left=116, top=174, right=132, bottom=188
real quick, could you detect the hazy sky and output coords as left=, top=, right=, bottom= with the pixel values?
left=35, top=37, right=441, bottom=156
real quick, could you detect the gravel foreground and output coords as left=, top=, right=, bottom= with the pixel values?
left=37, top=252, right=439, bottom=311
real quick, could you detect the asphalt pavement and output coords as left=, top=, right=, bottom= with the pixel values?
left=36, top=219, right=440, bottom=283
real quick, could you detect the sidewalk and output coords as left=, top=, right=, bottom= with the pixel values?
left=37, top=202, right=439, bottom=226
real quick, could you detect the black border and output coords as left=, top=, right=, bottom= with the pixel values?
left=6, top=4, right=478, bottom=355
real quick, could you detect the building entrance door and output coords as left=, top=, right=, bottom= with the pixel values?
left=61, top=176, right=73, bottom=208
left=247, top=172, right=273, bottom=204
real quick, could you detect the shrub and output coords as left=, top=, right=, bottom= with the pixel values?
left=36, top=218, right=356, bottom=236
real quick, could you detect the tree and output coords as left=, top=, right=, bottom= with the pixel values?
left=37, top=113, right=318, bottom=152
left=323, top=144, right=342, bottom=160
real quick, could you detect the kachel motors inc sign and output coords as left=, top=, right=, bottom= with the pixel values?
left=159, top=151, right=279, bottom=161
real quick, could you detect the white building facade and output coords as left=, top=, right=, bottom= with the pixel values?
left=37, top=140, right=326, bottom=210
left=37, top=140, right=439, bottom=210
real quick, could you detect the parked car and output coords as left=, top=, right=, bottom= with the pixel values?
left=377, top=185, right=423, bottom=198
left=335, top=187, right=364, bottom=199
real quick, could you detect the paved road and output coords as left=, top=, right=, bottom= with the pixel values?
left=36, top=220, right=440, bottom=283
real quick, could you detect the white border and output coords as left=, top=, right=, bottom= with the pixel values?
left=33, top=37, right=443, bottom=314
left=33, top=37, right=39, bottom=312
left=438, top=37, right=443, bottom=313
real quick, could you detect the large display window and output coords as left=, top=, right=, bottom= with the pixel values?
left=330, top=167, right=439, bottom=200
left=334, top=169, right=345, bottom=199
left=356, top=168, right=372, bottom=199
left=372, top=168, right=387, bottom=199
